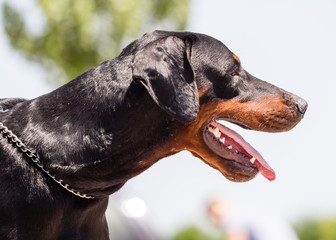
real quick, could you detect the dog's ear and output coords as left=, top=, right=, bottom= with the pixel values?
left=132, top=36, right=199, bottom=123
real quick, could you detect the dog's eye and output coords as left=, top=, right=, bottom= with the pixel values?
left=229, top=71, right=238, bottom=77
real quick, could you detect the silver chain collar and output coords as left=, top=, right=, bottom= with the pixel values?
left=0, top=121, right=95, bottom=200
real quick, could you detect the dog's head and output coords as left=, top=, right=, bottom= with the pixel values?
left=131, top=30, right=307, bottom=182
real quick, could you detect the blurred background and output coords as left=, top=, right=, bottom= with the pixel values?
left=1, top=0, right=336, bottom=239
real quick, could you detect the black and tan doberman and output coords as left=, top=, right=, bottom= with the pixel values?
left=0, top=30, right=307, bottom=240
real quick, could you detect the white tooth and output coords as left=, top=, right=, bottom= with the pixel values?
left=250, top=157, right=256, bottom=164
left=208, top=126, right=215, bottom=133
left=213, top=128, right=221, bottom=138
left=220, top=137, right=225, bottom=144
left=228, top=145, right=232, bottom=149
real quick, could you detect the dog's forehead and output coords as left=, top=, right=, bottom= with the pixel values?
left=136, top=31, right=239, bottom=71
left=193, top=35, right=238, bottom=71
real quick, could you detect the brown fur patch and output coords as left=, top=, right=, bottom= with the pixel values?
left=198, top=87, right=209, bottom=98
left=232, top=53, right=241, bottom=64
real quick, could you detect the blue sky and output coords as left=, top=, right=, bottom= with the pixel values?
left=1, top=0, right=336, bottom=236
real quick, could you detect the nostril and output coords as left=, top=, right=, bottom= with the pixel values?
left=295, top=98, right=308, bottom=116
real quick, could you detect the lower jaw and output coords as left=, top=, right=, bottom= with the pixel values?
left=201, top=123, right=259, bottom=182
left=192, top=146, right=259, bottom=182
left=221, top=158, right=259, bottom=182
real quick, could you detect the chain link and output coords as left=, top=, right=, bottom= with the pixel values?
left=0, top=122, right=94, bottom=199
left=0, top=106, right=8, bottom=113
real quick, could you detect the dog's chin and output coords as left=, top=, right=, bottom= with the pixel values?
left=192, top=150, right=259, bottom=182
left=218, top=160, right=259, bottom=182
left=200, top=120, right=276, bottom=182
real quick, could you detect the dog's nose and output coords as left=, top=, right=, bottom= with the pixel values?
left=295, top=97, right=308, bottom=116
left=283, top=92, right=308, bottom=116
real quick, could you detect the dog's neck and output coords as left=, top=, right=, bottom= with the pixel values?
left=4, top=58, right=181, bottom=198
left=46, top=96, right=178, bottom=198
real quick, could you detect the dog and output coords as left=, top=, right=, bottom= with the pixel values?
left=0, top=30, right=307, bottom=239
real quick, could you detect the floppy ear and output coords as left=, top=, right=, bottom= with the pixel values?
left=132, top=36, right=199, bottom=123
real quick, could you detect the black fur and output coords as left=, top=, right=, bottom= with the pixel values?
left=0, top=30, right=307, bottom=240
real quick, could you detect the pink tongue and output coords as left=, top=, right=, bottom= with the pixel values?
left=211, top=122, right=276, bottom=181
left=244, top=144, right=276, bottom=181
left=254, top=160, right=276, bottom=181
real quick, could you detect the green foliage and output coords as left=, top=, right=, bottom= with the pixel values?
left=172, top=225, right=224, bottom=240
left=2, top=0, right=190, bottom=85
left=295, top=218, right=336, bottom=240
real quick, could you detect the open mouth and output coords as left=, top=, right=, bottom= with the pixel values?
left=202, top=121, right=276, bottom=181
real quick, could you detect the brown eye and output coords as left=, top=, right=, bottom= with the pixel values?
left=230, top=71, right=238, bottom=77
